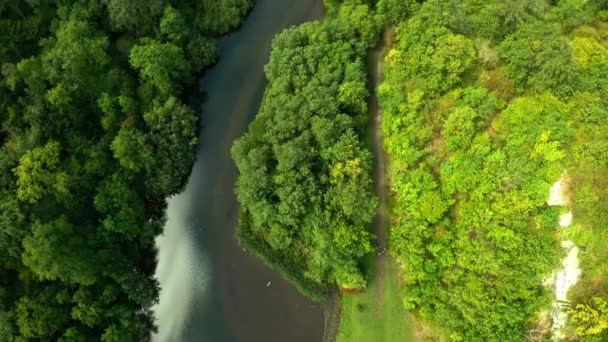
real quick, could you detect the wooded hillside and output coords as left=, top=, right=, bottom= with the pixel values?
left=380, top=0, right=608, bottom=340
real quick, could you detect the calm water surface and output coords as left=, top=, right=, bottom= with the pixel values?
left=153, top=1, right=325, bottom=341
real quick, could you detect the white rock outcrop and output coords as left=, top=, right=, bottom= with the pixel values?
left=546, top=177, right=581, bottom=341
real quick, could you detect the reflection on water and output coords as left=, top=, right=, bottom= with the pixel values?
left=153, top=194, right=210, bottom=342
left=152, top=1, right=325, bottom=342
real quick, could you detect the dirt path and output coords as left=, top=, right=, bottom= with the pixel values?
left=368, top=35, right=388, bottom=306
left=323, top=292, right=340, bottom=342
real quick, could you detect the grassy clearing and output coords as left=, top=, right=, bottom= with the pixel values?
left=337, top=258, right=415, bottom=342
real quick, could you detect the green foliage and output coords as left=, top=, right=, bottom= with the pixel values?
left=552, top=0, right=600, bottom=31
left=41, top=19, right=110, bottom=99
left=110, top=128, right=152, bottom=172
left=16, top=291, right=70, bottom=339
left=0, top=0, right=249, bottom=339
left=386, top=12, right=476, bottom=95
left=498, top=20, right=578, bottom=96
left=182, top=0, right=252, bottom=34
left=94, top=173, right=145, bottom=239
left=129, top=40, right=189, bottom=95
left=142, top=97, right=198, bottom=195
left=233, top=3, right=379, bottom=295
left=159, top=6, right=188, bottom=44
left=23, top=217, right=97, bottom=285
left=376, top=0, right=608, bottom=340
left=564, top=23, right=608, bottom=340
left=104, top=0, right=164, bottom=35
left=376, top=0, right=416, bottom=26
left=13, top=141, right=68, bottom=204
left=186, top=36, right=217, bottom=73
left=0, top=196, right=25, bottom=268
left=496, top=0, right=547, bottom=26
left=570, top=297, right=608, bottom=337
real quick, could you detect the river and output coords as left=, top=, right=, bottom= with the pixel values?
left=153, top=1, right=325, bottom=341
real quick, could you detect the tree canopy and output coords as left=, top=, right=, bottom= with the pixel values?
left=0, top=0, right=250, bottom=339
left=379, top=0, right=608, bottom=340
left=233, top=1, right=380, bottom=298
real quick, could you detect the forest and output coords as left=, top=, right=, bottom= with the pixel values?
left=0, top=0, right=249, bottom=340
left=232, top=0, right=380, bottom=298
left=379, top=0, right=608, bottom=340
left=234, top=0, right=608, bottom=341
left=2, top=0, right=608, bottom=341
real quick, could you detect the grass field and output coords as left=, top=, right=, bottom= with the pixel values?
left=336, top=258, right=415, bottom=342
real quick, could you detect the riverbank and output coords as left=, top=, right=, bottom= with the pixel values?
left=153, top=1, right=326, bottom=341
left=231, top=0, right=379, bottom=318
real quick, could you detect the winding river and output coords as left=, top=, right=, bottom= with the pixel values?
left=153, top=1, right=325, bottom=341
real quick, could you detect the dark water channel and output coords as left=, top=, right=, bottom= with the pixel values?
left=153, top=1, right=325, bottom=341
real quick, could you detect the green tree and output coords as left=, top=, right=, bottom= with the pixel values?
left=129, top=40, right=189, bottom=94
left=13, top=141, right=68, bottom=204
left=186, top=35, right=217, bottom=72
left=232, top=5, right=378, bottom=299
left=499, top=21, right=578, bottom=95
left=94, top=173, right=145, bottom=239
left=22, top=217, right=97, bottom=285
left=16, top=292, right=69, bottom=339
left=160, top=6, right=188, bottom=44
left=143, top=97, right=197, bottom=195
left=376, top=0, right=415, bottom=25
left=0, top=195, right=25, bottom=268
left=111, top=129, right=152, bottom=173
left=185, top=0, right=252, bottom=34
left=497, top=0, right=547, bottom=25
left=103, top=0, right=164, bottom=34
left=570, top=297, right=608, bottom=337
left=41, top=19, right=110, bottom=94
left=0, top=0, right=250, bottom=339
left=443, top=106, right=480, bottom=151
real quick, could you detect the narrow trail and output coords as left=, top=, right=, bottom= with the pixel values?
left=323, top=292, right=340, bottom=342
left=368, top=35, right=388, bottom=306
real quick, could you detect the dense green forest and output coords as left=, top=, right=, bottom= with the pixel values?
left=3, top=0, right=607, bottom=340
left=234, top=0, right=608, bottom=341
left=379, top=0, right=608, bottom=340
left=0, top=0, right=249, bottom=340
left=232, top=1, right=384, bottom=298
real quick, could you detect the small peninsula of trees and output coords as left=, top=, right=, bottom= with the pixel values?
left=0, top=0, right=249, bottom=340
left=232, top=1, right=381, bottom=299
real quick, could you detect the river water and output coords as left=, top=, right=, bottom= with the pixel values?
left=153, top=1, right=325, bottom=341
